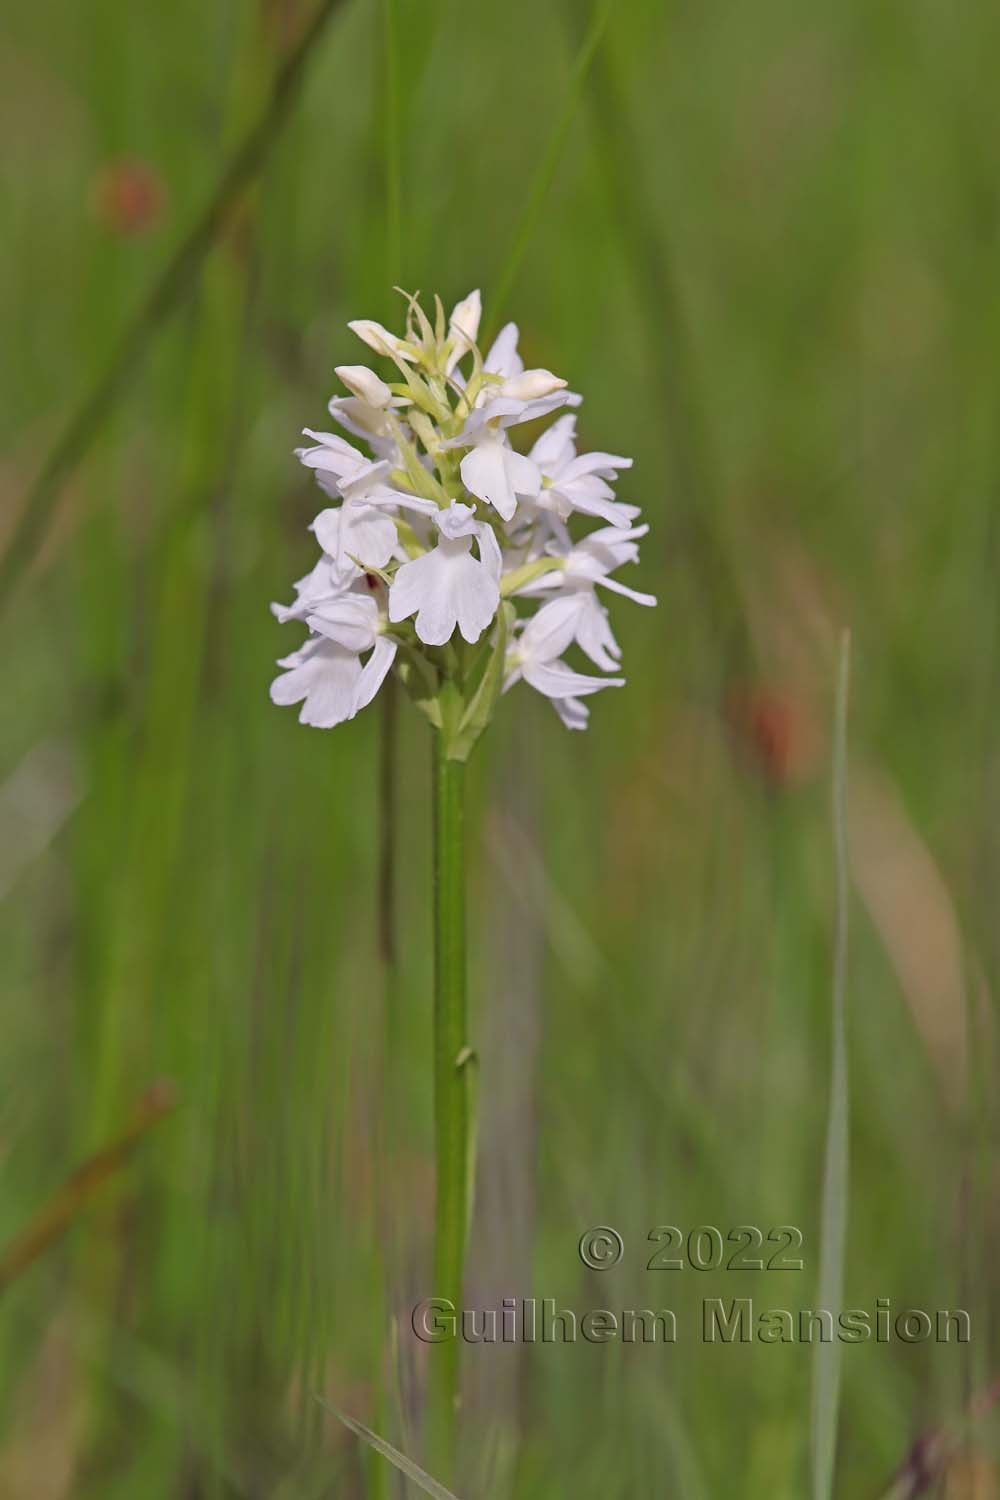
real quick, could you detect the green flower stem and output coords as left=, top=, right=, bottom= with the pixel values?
left=500, top=556, right=564, bottom=596
left=428, top=733, right=469, bottom=1478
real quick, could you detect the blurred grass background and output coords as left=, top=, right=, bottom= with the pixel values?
left=1, top=0, right=998, bottom=1494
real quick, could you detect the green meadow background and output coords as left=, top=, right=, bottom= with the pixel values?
left=1, top=0, right=998, bottom=1494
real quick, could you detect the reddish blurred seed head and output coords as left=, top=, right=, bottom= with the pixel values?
left=91, top=158, right=166, bottom=237
left=727, top=683, right=822, bottom=789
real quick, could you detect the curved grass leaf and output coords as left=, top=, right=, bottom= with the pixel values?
left=317, top=1401, right=462, bottom=1500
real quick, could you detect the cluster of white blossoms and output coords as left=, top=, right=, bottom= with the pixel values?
left=270, top=290, right=655, bottom=756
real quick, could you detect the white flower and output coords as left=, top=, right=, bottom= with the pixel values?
left=528, top=414, right=638, bottom=529
left=506, top=598, right=624, bottom=730
left=457, top=428, right=542, bottom=523
left=453, top=315, right=577, bottom=406
left=270, top=551, right=347, bottom=624
left=298, top=430, right=430, bottom=515
left=295, top=429, right=372, bottom=487
left=562, top=524, right=658, bottom=605
left=471, top=386, right=575, bottom=431
left=443, top=374, right=578, bottom=522
left=388, top=503, right=501, bottom=646
left=518, top=523, right=658, bottom=608
left=269, top=595, right=397, bottom=729
left=295, top=429, right=435, bottom=582
left=451, top=320, right=522, bottom=391
left=521, top=591, right=622, bottom=673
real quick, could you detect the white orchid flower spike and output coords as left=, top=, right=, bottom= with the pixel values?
left=269, top=288, right=655, bottom=756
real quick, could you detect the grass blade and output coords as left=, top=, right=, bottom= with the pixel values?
left=318, top=1402, right=463, bottom=1499
left=810, top=629, right=852, bottom=1500
left=488, top=0, right=614, bottom=329
left=0, top=1083, right=176, bottom=1296
left=0, top=0, right=351, bottom=610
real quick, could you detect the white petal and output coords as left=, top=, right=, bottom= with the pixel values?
left=327, top=396, right=402, bottom=463
left=335, top=365, right=393, bottom=407
left=552, top=695, right=590, bottom=730
left=388, top=551, right=449, bottom=633
left=583, top=521, right=649, bottom=548
left=451, top=557, right=500, bottom=644
left=530, top=412, right=577, bottom=472
left=520, top=596, right=581, bottom=663
left=594, top=574, right=658, bottom=607
left=306, top=594, right=379, bottom=652
left=338, top=458, right=393, bottom=500
left=503, top=448, right=542, bottom=502
left=554, top=475, right=636, bottom=528
left=450, top=288, right=482, bottom=339
left=522, top=656, right=624, bottom=699
left=297, top=430, right=367, bottom=480
left=294, top=553, right=340, bottom=600
left=477, top=390, right=577, bottom=430
left=460, top=441, right=517, bottom=521
left=383, top=490, right=438, bottom=518
left=354, top=636, right=397, bottom=713
left=275, top=639, right=316, bottom=670
left=446, top=289, right=482, bottom=373
left=311, top=508, right=345, bottom=558
left=310, top=510, right=361, bottom=582
left=270, top=639, right=363, bottom=728
left=300, top=653, right=363, bottom=728
left=341, top=507, right=398, bottom=570
left=484, top=322, right=523, bottom=379
left=435, top=502, right=481, bottom=539
left=502, top=656, right=524, bottom=692
left=574, top=595, right=622, bottom=671
left=499, top=369, right=566, bottom=402
left=270, top=553, right=345, bottom=622
left=348, top=319, right=416, bottom=361
left=476, top=523, right=503, bottom=583
left=561, top=451, right=633, bottom=480
left=388, top=541, right=498, bottom=647
left=312, top=506, right=398, bottom=578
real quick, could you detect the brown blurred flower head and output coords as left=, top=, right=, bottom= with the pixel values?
left=90, top=158, right=167, bottom=237
left=727, top=682, right=823, bottom=789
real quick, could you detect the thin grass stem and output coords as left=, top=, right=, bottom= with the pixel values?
left=0, top=1083, right=175, bottom=1296
left=488, top=0, right=614, bottom=333
left=428, top=736, right=469, bottom=1480
left=383, top=0, right=403, bottom=285
left=0, top=0, right=349, bottom=611
left=370, top=8, right=404, bottom=1490
left=810, top=629, right=852, bottom=1500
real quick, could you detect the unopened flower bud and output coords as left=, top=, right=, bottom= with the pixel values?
left=499, top=369, right=567, bottom=401
left=335, top=364, right=393, bottom=407
left=449, top=289, right=482, bottom=352
left=347, top=319, right=416, bottom=362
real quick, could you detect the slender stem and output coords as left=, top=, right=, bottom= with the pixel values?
left=428, top=735, right=468, bottom=1479
left=0, top=1083, right=175, bottom=1296
left=377, top=679, right=399, bottom=970
left=565, top=2, right=751, bottom=674
left=0, top=0, right=349, bottom=612
left=383, top=0, right=402, bottom=284
left=487, top=0, right=614, bottom=334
